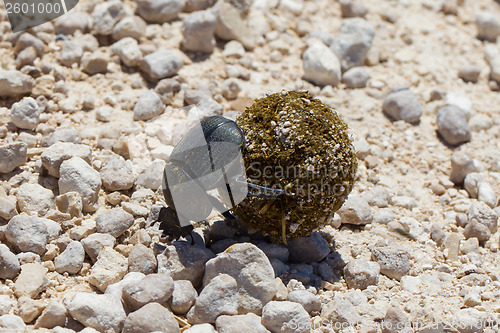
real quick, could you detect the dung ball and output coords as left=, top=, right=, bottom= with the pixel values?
left=233, top=90, right=358, bottom=241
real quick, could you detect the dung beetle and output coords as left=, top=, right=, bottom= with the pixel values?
left=159, top=115, right=285, bottom=239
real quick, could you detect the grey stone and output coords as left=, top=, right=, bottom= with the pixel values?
left=343, top=259, right=380, bottom=289
left=341, top=1, right=368, bottom=18
left=54, top=241, right=85, bottom=274
left=382, top=89, right=423, bottom=124
left=184, top=324, right=217, bottom=333
left=287, top=290, right=321, bottom=313
left=112, top=16, right=147, bottom=41
left=170, top=280, right=197, bottom=315
left=216, top=313, right=270, bottom=333
left=157, top=241, right=214, bottom=286
left=450, top=152, right=483, bottom=185
left=128, top=244, right=157, bottom=274
left=89, top=248, right=128, bottom=292
left=467, top=201, right=498, bottom=234
left=16, top=46, right=37, bottom=68
left=34, top=301, right=67, bottom=329
left=321, top=298, right=362, bottom=328
left=302, top=42, right=341, bottom=87
left=110, top=37, right=142, bottom=67
left=331, top=18, right=375, bottom=71
left=463, top=173, right=484, bottom=198
left=122, top=303, right=180, bottom=333
left=288, top=232, right=330, bottom=263
left=13, top=263, right=48, bottom=298
left=133, top=90, right=164, bottom=121
left=5, top=214, right=48, bottom=255
left=0, top=142, right=27, bottom=173
left=135, top=159, right=166, bottom=190
left=16, top=183, right=55, bottom=216
left=182, top=10, right=217, bottom=53
left=68, top=292, right=126, bottom=332
left=91, top=1, right=127, bottom=35
left=185, top=0, right=216, bottom=12
left=10, top=97, right=40, bottom=130
left=14, top=33, right=44, bottom=56
left=221, top=78, right=241, bottom=100
left=0, top=70, right=33, bottom=97
left=371, top=247, right=410, bottom=280
left=203, top=243, right=277, bottom=314
left=464, top=220, right=491, bottom=243
left=81, top=233, right=116, bottom=262
left=122, top=273, right=174, bottom=311
left=363, top=186, right=390, bottom=208
left=99, top=156, right=135, bottom=191
left=41, top=142, right=92, bottom=177
left=485, top=44, right=500, bottom=83
left=257, top=242, right=289, bottom=262
left=381, top=307, right=411, bottom=333
left=96, top=208, right=134, bottom=237
left=54, top=11, right=92, bottom=35
left=59, top=157, right=101, bottom=212
left=458, top=65, right=481, bottom=83
left=136, top=0, right=185, bottom=23
left=342, top=66, right=370, bottom=88
left=0, top=244, right=21, bottom=280
left=60, top=41, right=83, bottom=67
left=105, top=272, right=145, bottom=297
left=140, top=50, right=183, bottom=80
left=261, top=301, right=310, bottom=333
left=430, top=223, right=446, bottom=246
left=337, top=193, right=373, bottom=225
left=43, top=128, right=81, bottom=147
left=187, top=274, right=238, bottom=324
left=476, top=11, right=500, bottom=42
left=81, top=50, right=109, bottom=75
left=437, top=106, right=472, bottom=146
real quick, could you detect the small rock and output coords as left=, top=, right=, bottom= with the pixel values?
left=463, top=220, right=491, bottom=243
left=128, top=244, right=157, bottom=274
left=10, top=97, right=40, bottom=130
left=321, top=298, right=362, bottom=328
left=68, top=292, right=126, bottom=332
left=110, top=37, right=142, bottom=67
left=382, top=89, right=423, bottom=124
left=223, top=40, right=246, bottom=58
left=458, top=65, right=481, bottom=83
left=95, top=105, right=113, bottom=122
left=363, top=186, right=390, bottom=208
left=381, top=307, right=411, bottom=333
left=0, top=142, right=27, bottom=173
left=343, top=259, right=380, bottom=289
left=81, top=50, right=109, bottom=75
left=96, top=208, right=134, bottom=238
left=331, top=18, right=375, bottom=71
left=464, top=292, right=481, bottom=307
left=17, top=296, right=45, bottom=323
left=81, top=233, right=116, bottom=262
left=133, top=90, right=164, bottom=121
left=56, top=192, right=83, bottom=217
left=430, top=224, right=446, bottom=246
left=302, top=42, right=341, bottom=87
left=0, top=244, right=21, bottom=280
left=54, top=241, right=85, bottom=274
left=216, top=313, right=269, bottom=333
left=288, top=232, right=330, bottom=263
left=342, top=67, right=370, bottom=88
left=59, top=157, right=101, bottom=212
left=184, top=324, right=217, bottom=333
left=122, top=303, right=180, bottom=333
left=203, top=243, right=277, bottom=314
left=60, top=41, right=83, bottom=67
left=41, top=142, right=92, bottom=177
left=0, top=314, right=26, bottom=331
left=257, top=242, right=289, bottom=262
left=467, top=201, right=498, bottom=234
left=0, top=295, right=14, bottom=315
left=157, top=241, right=214, bottom=286
left=135, top=159, right=167, bottom=190
left=185, top=0, right=216, bottom=12
left=450, top=152, right=483, bottom=185
left=468, top=114, right=493, bottom=132
left=437, top=106, right=472, bottom=146
left=371, top=247, right=410, bottom=280
left=170, top=280, right=197, bottom=315
left=122, top=273, right=174, bottom=311
left=461, top=237, right=479, bottom=254
left=34, top=301, right=67, bottom=329
left=182, top=10, right=217, bottom=53
left=463, top=173, right=484, bottom=198
left=261, top=301, right=310, bottom=333
left=279, top=0, right=304, bottom=15
left=187, top=274, right=238, bottom=324
left=5, top=214, right=48, bottom=255
left=485, top=44, right=500, bottom=83
left=58, top=96, right=82, bottom=114
left=136, top=0, right=184, bottom=23
left=89, top=248, right=128, bottom=292
left=16, top=182, right=55, bottom=216
left=287, top=290, right=321, bottom=313
left=16, top=46, right=37, bottom=68
left=221, top=78, right=242, bottom=100
left=99, top=156, right=135, bottom=191
left=478, top=182, right=497, bottom=208
left=341, top=0, right=368, bottom=18
left=54, top=11, right=92, bottom=35
left=0, top=193, right=17, bottom=220
left=13, top=263, right=48, bottom=298
left=91, top=1, right=127, bottom=35
left=14, top=33, right=44, bottom=56
left=0, top=70, right=33, bottom=97
left=140, top=50, right=183, bottom=81
left=112, top=16, right=147, bottom=41
left=337, top=193, right=373, bottom=225
left=476, top=11, right=500, bottom=42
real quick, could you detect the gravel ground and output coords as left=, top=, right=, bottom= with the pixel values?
left=0, top=0, right=500, bottom=332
